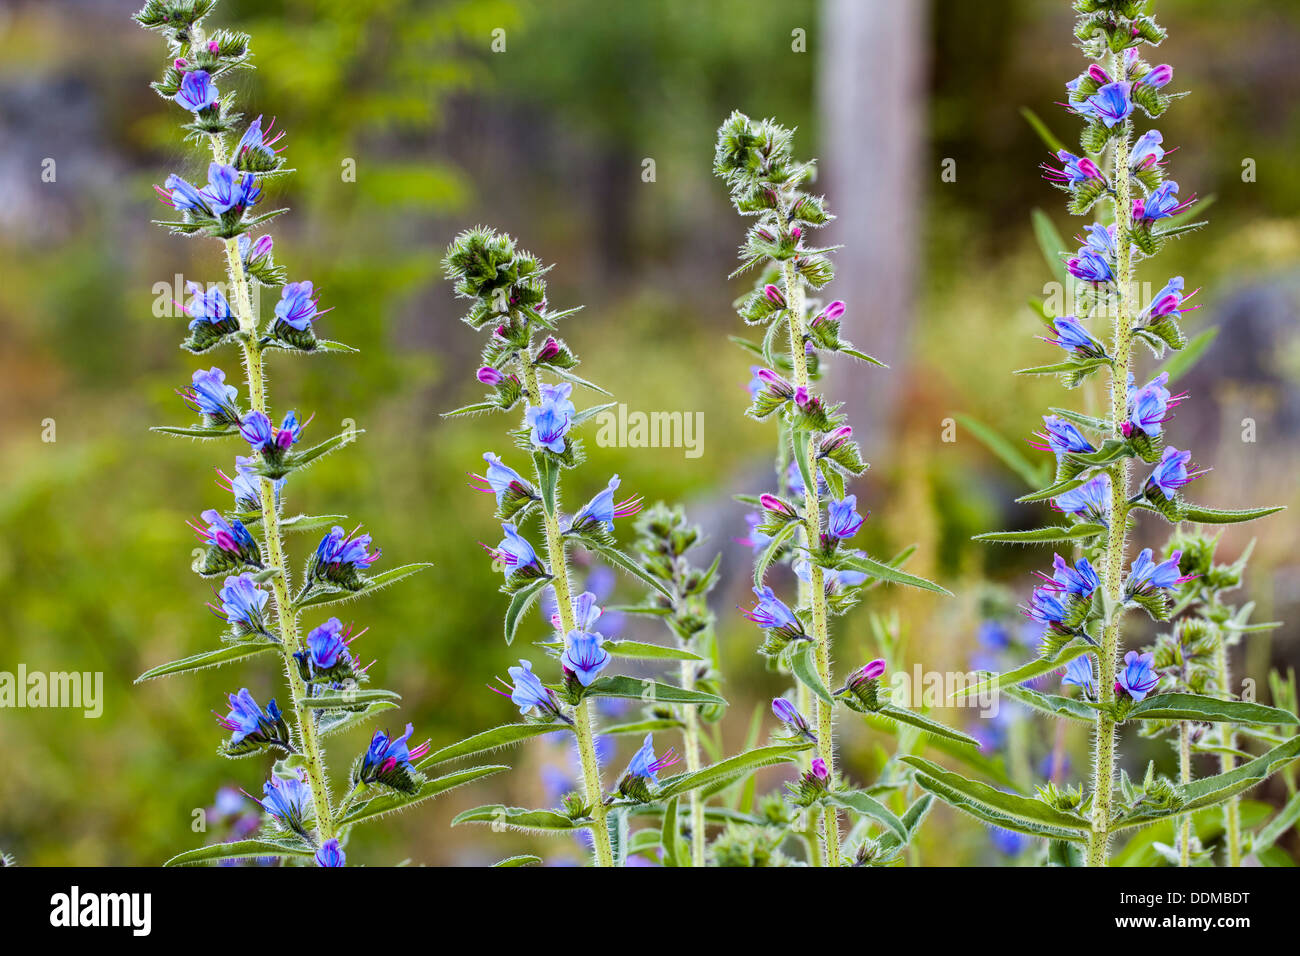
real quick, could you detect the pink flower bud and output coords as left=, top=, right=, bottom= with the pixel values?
left=477, top=366, right=503, bottom=386
left=763, top=283, right=786, bottom=306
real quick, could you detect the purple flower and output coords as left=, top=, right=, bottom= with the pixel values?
left=1081, top=223, right=1116, bottom=258
left=1144, top=446, right=1204, bottom=500
left=560, top=592, right=612, bottom=686
left=274, top=281, right=322, bottom=331
left=524, top=382, right=575, bottom=453
left=624, top=734, right=680, bottom=784
left=1130, top=129, right=1165, bottom=169
left=199, top=162, right=262, bottom=216
left=157, top=174, right=212, bottom=214
left=737, top=512, right=774, bottom=552
left=238, top=233, right=274, bottom=270
left=1054, top=473, right=1110, bottom=525
left=300, top=618, right=354, bottom=672
left=217, top=455, right=284, bottom=512
left=467, top=452, right=536, bottom=509
left=182, top=282, right=236, bottom=332
left=1135, top=181, right=1193, bottom=221
left=1140, top=64, right=1173, bottom=89
left=1061, top=654, right=1096, bottom=698
left=1141, top=276, right=1197, bottom=321
left=1125, top=372, right=1183, bottom=438
left=312, top=525, right=381, bottom=587
left=569, top=475, right=643, bottom=535
left=1116, top=650, right=1159, bottom=702
left=181, top=366, right=241, bottom=424
left=1043, top=150, right=1104, bottom=186
left=772, top=697, right=816, bottom=741
left=235, top=115, right=285, bottom=167
left=1042, top=553, right=1100, bottom=597
left=252, top=773, right=313, bottom=836
left=1024, top=587, right=1070, bottom=630
left=1067, top=249, right=1113, bottom=284
left=1084, top=81, right=1133, bottom=127
left=216, top=688, right=284, bottom=746
left=826, top=495, right=865, bottom=540
left=1126, top=548, right=1190, bottom=595
left=359, top=723, right=431, bottom=789
left=239, top=409, right=304, bottom=455
left=190, top=508, right=260, bottom=565
left=214, top=573, right=269, bottom=633
left=314, top=839, right=345, bottom=867
left=741, top=585, right=803, bottom=635
left=1031, top=415, right=1096, bottom=459
left=174, top=69, right=218, bottom=112
left=1047, top=316, right=1106, bottom=358
left=493, top=659, right=565, bottom=721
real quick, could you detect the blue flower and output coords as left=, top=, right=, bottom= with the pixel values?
left=215, top=573, right=269, bottom=633
left=569, top=475, right=643, bottom=535
left=741, top=585, right=803, bottom=635
left=1136, top=181, right=1192, bottom=221
left=181, top=366, right=241, bottom=424
left=1032, top=415, right=1096, bottom=459
left=218, top=455, right=284, bottom=512
left=737, top=512, right=774, bottom=553
left=1047, top=553, right=1100, bottom=597
left=1126, top=372, right=1181, bottom=437
left=826, top=495, right=865, bottom=540
left=314, top=839, right=345, bottom=867
left=494, top=659, right=565, bottom=721
left=1061, top=654, right=1097, bottom=698
left=235, top=115, right=285, bottom=168
left=1048, top=316, right=1106, bottom=358
left=1067, top=248, right=1113, bottom=284
left=1130, top=129, right=1165, bottom=169
left=1140, top=64, right=1173, bottom=89
left=1054, top=473, right=1110, bottom=525
left=298, top=617, right=354, bottom=675
left=1024, top=587, right=1070, bottom=630
left=216, top=688, right=284, bottom=745
left=524, top=382, right=575, bottom=453
left=561, top=622, right=611, bottom=687
left=239, top=409, right=304, bottom=455
left=199, top=162, right=262, bottom=216
left=312, top=525, right=381, bottom=587
left=274, top=281, right=321, bottom=331
left=174, top=69, right=218, bottom=112
left=1125, top=548, right=1188, bottom=595
left=159, top=174, right=212, bottom=214
left=623, top=734, right=679, bottom=784
left=1145, top=446, right=1203, bottom=500
left=469, top=452, right=535, bottom=508
left=253, top=773, right=313, bottom=836
left=772, top=697, right=816, bottom=741
left=1116, top=650, right=1160, bottom=702
left=488, top=522, right=542, bottom=577
left=1085, top=81, right=1133, bottom=127
left=182, top=282, right=236, bottom=332
left=359, top=723, right=431, bottom=791
left=190, top=508, right=261, bottom=566
left=1081, top=223, right=1116, bottom=258
left=1044, top=150, right=1104, bottom=186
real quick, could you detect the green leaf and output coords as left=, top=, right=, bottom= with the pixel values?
left=600, top=718, right=685, bottom=736
left=1002, top=684, right=1098, bottom=722
left=1020, top=107, right=1068, bottom=154
left=877, top=705, right=981, bottom=748
left=826, top=790, right=907, bottom=842
left=165, top=838, right=315, bottom=866
left=293, top=563, right=433, bottom=610
left=1179, top=503, right=1285, bottom=525
left=135, top=641, right=278, bottom=683
left=586, top=544, right=673, bottom=599
left=955, top=643, right=1093, bottom=700
left=1156, top=326, right=1218, bottom=383
left=835, top=553, right=952, bottom=595
left=451, top=805, right=583, bottom=833
left=602, top=640, right=703, bottom=661
left=839, top=346, right=888, bottom=367
left=901, top=756, right=1090, bottom=838
left=304, top=688, right=401, bottom=710
left=317, top=700, right=399, bottom=737
left=548, top=366, right=612, bottom=395
left=974, top=523, right=1106, bottom=544
left=790, top=642, right=833, bottom=705
left=278, top=513, right=350, bottom=534
left=151, top=424, right=238, bottom=439
left=753, top=519, right=801, bottom=588
left=533, top=452, right=559, bottom=517
left=492, top=855, right=543, bottom=867
left=1126, top=693, right=1299, bottom=726
left=442, top=401, right=501, bottom=419
left=661, top=796, right=688, bottom=867
left=341, top=765, right=509, bottom=827
left=287, top=429, right=364, bottom=471
left=878, top=794, right=935, bottom=855
left=1015, top=477, right=1085, bottom=504
left=1030, top=208, right=1069, bottom=287
left=953, top=413, right=1047, bottom=489
left=657, top=744, right=812, bottom=799
left=1015, top=358, right=1110, bottom=377
left=582, top=675, right=726, bottom=708
left=504, top=576, right=551, bottom=645
left=1252, top=791, right=1300, bottom=855
left=417, top=723, right=565, bottom=769
left=570, top=401, right=616, bottom=427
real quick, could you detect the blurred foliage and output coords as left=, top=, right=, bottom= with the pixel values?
left=0, top=0, right=1296, bottom=865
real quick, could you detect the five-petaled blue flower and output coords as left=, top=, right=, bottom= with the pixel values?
left=217, top=688, right=283, bottom=745
left=190, top=508, right=261, bottom=565
left=240, top=409, right=304, bottom=455
left=1046, top=553, right=1100, bottom=597
left=275, top=280, right=321, bottom=331
left=183, top=282, right=237, bottom=332
left=301, top=617, right=353, bottom=673
left=1130, top=129, right=1165, bottom=169
left=1126, top=548, right=1188, bottom=595
left=524, top=382, right=575, bottom=453
left=570, top=475, right=643, bottom=535
left=624, top=734, right=679, bottom=784
left=741, top=585, right=803, bottom=635
left=359, top=723, right=431, bottom=788
left=235, top=115, right=285, bottom=167
left=1145, top=445, right=1203, bottom=500
left=826, top=495, right=865, bottom=540
left=313, top=525, right=381, bottom=586
left=1048, top=316, right=1106, bottom=358
left=1054, top=473, right=1110, bottom=526
left=1126, top=372, right=1180, bottom=438
left=182, top=367, right=241, bottom=424
left=469, top=452, right=535, bottom=508
left=314, top=838, right=345, bottom=867
left=1061, top=653, right=1096, bottom=698
left=252, top=772, right=313, bottom=836
left=1083, top=81, right=1133, bottom=127
left=1032, top=415, right=1096, bottom=459
left=199, top=162, right=262, bottom=216
left=1115, top=650, right=1160, bottom=702
left=174, top=69, right=218, bottom=112
left=488, top=522, right=542, bottom=577
left=216, top=573, right=269, bottom=633
left=1136, top=181, right=1192, bottom=221
left=494, top=659, right=565, bottom=721
left=1067, top=248, right=1113, bottom=284
left=560, top=592, right=612, bottom=685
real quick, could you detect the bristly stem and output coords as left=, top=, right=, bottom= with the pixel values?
left=679, top=658, right=706, bottom=867
left=781, top=256, right=841, bottom=868
left=1178, top=720, right=1192, bottom=866
left=209, top=131, right=336, bottom=843
left=1214, top=638, right=1242, bottom=865
left=523, top=362, right=614, bottom=868
left=1087, top=52, right=1134, bottom=867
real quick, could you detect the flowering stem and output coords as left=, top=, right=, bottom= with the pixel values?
left=1178, top=720, right=1192, bottom=867
left=679, top=658, right=706, bottom=867
left=1087, top=75, right=1135, bottom=867
left=780, top=256, right=841, bottom=868
left=1214, top=639, right=1242, bottom=865
left=522, top=362, right=614, bottom=868
left=209, top=133, right=336, bottom=844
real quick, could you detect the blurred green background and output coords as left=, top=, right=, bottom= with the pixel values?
left=1, top=0, right=1297, bottom=865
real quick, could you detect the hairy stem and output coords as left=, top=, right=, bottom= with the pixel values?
left=781, top=257, right=840, bottom=867
left=208, top=132, right=335, bottom=842
left=1214, top=639, right=1242, bottom=865
left=523, top=362, right=614, bottom=867
left=1087, top=91, right=1134, bottom=868
left=1178, top=720, right=1192, bottom=866
left=679, top=658, right=706, bottom=867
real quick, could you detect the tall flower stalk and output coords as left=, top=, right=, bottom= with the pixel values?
left=917, top=0, right=1293, bottom=867
left=715, top=113, right=965, bottom=867
left=135, top=0, right=440, bottom=867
